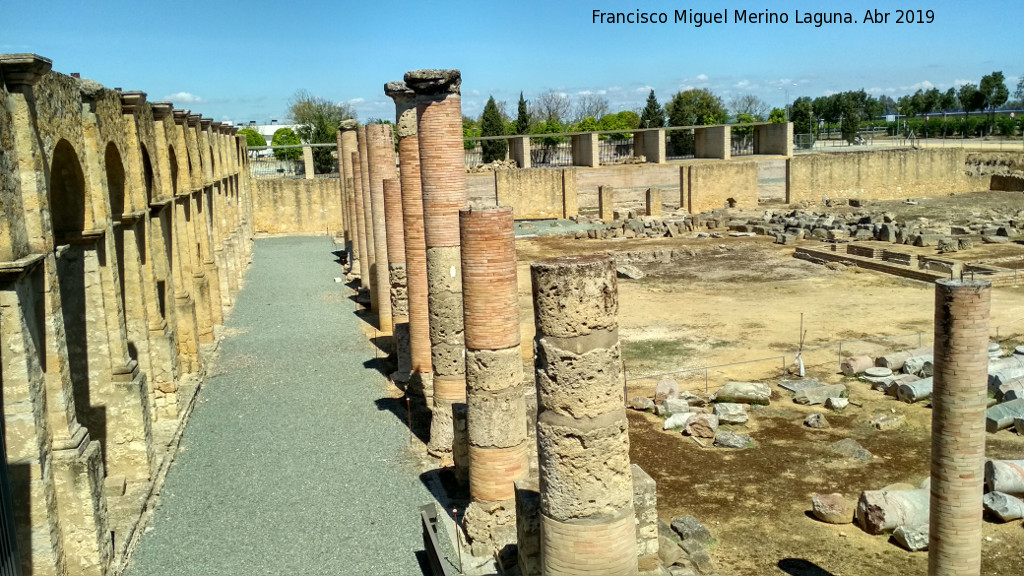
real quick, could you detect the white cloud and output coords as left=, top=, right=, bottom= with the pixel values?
left=347, top=97, right=365, bottom=104
left=735, top=79, right=753, bottom=89
left=164, top=91, right=202, bottom=103
left=635, top=85, right=655, bottom=94
left=952, top=78, right=972, bottom=87
left=907, top=80, right=935, bottom=91
left=695, top=74, right=709, bottom=82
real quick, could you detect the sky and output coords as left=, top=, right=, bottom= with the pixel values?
left=3, top=0, right=1022, bottom=124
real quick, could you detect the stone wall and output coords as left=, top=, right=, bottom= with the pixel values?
left=251, top=178, right=342, bottom=235
left=685, top=160, right=759, bottom=214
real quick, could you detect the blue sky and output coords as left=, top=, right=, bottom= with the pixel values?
left=3, top=0, right=1021, bottom=123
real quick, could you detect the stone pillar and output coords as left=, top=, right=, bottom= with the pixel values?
left=302, top=144, right=315, bottom=179
left=631, top=465, right=660, bottom=575
left=460, top=206, right=529, bottom=556
left=335, top=129, right=349, bottom=252
left=695, top=125, right=730, bottom=160
left=339, top=120, right=360, bottom=276
left=357, top=126, right=378, bottom=305
left=643, top=129, right=666, bottom=163
left=366, top=123, right=395, bottom=333
left=572, top=133, right=599, bottom=167
left=385, top=81, right=433, bottom=401
left=511, top=136, right=532, bottom=169
left=383, top=177, right=411, bottom=381
left=928, top=279, right=991, bottom=576
left=349, top=149, right=370, bottom=291
left=531, top=254, right=638, bottom=576
left=599, top=185, right=615, bottom=223
left=753, top=122, right=794, bottom=156
left=405, top=69, right=468, bottom=464
left=645, top=188, right=662, bottom=217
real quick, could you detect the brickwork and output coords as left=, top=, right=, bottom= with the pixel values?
left=929, top=279, right=991, bottom=576
left=406, top=69, right=468, bottom=463
left=357, top=126, right=377, bottom=303
left=349, top=150, right=370, bottom=290
left=531, top=254, right=638, bottom=576
left=366, top=123, right=396, bottom=332
left=339, top=121, right=361, bottom=278
left=383, top=177, right=411, bottom=380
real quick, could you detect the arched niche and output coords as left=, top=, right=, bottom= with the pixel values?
left=49, top=139, right=90, bottom=241
left=104, top=142, right=126, bottom=220
left=168, top=145, right=179, bottom=197
left=141, top=144, right=154, bottom=206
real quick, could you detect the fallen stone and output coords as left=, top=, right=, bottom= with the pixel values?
left=663, top=398, right=690, bottom=416
left=1016, top=417, right=1024, bottom=435
left=875, top=347, right=931, bottom=371
left=870, top=412, right=905, bottom=430
left=982, top=235, right=1009, bottom=244
left=958, top=237, right=974, bottom=250
left=655, top=379, right=681, bottom=405
left=684, top=414, right=719, bottom=438
left=897, top=377, right=933, bottom=404
left=989, top=342, right=1004, bottom=359
left=658, top=535, right=684, bottom=566
left=937, top=237, right=958, bottom=253
left=903, top=355, right=934, bottom=377
left=668, top=566, right=698, bottom=576
left=832, top=438, right=872, bottom=461
left=856, top=488, right=930, bottom=535
left=892, top=525, right=929, bottom=552
left=983, top=491, right=1024, bottom=522
left=712, top=402, right=748, bottom=424
left=841, top=356, right=873, bottom=376
left=711, top=381, right=771, bottom=405
left=663, top=412, right=693, bottom=430
left=679, top=538, right=713, bottom=575
left=630, top=397, right=655, bottom=411
left=670, top=516, right=714, bottom=545
left=793, top=384, right=848, bottom=406
left=713, top=431, right=751, bottom=449
left=863, top=367, right=893, bottom=380
left=878, top=374, right=919, bottom=396
left=679, top=391, right=707, bottom=407
left=986, top=398, right=1024, bottom=432
left=804, top=413, right=830, bottom=429
left=811, top=493, right=855, bottom=524
left=779, top=379, right=822, bottom=393
left=616, top=264, right=645, bottom=280
left=985, top=460, right=1024, bottom=496
left=826, top=397, right=849, bottom=411
left=825, top=261, right=846, bottom=271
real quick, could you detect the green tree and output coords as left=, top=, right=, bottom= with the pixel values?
left=939, top=88, right=957, bottom=112
left=790, top=96, right=815, bottom=136
left=666, top=88, right=726, bottom=127
left=515, top=92, right=530, bottom=135
left=598, top=111, right=639, bottom=141
left=979, top=71, right=1009, bottom=130
left=237, top=128, right=266, bottom=149
left=462, top=115, right=480, bottom=151
left=271, top=127, right=301, bottom=161
left=480, top=96, right=508, bottom=163
left=639, top=89, right=666, bottom=128
left=768, top=108, right=787, bottom=123
left=958, top=83, right=985, bottom=127
left=288, top=89, right=356, bottom=173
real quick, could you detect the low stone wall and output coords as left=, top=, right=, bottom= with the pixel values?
left=685, top=160, right=759, bottom=214
left=494, top=168, right=577, bottom=219
left=252, top=178, right=342, bottom=234
left=788, top=148, right=982, bottom=203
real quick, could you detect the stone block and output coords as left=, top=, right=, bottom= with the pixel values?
left=811, top=493, right=855, bottom=524
left=711, top=402, right=748, bottom=424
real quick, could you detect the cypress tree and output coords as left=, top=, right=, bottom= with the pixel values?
left=639, top=89, right=666, bottom=128
left=515, top=92, right=529, bottom=135
left=480, top=96, right=508, bottom=163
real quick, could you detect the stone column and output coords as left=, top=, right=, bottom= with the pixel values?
left=460, top=206, right=529, bottom=556
left=302, top=144, right=315, bottom=179
left=511, top=136, right=532, bottom=169
left=405, top=69, right=468, bottom=463
left=357, top=126, right=378, bottom=306
left=531, top=254, right=638, bottom=576
left=929, top=279, right=991, bottom=576
left=335, top=129, right=349, bottom=255
left=339, top=120, right=360, bottom=276
left=349, top=149, right=370, bottom=290
left=366, top=123, right=395, bottom=333
left=383, top=177, right=411, bottom=381
left=599, top=185, right=615, bottom=223
left=645, top=188, right=662, bottom=217
left=385, top=81, right=433, bottom=401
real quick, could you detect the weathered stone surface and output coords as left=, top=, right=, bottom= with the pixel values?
left=793, top=384, right=847, bottom=406
left=678, top=538, right=713, bottom=574
left=840, top=355, right=873, bottom=376
left=658, top=536, right=683, bottom=566
left=466, top=384, right=528, bottom=448
left=663, top=412, right=693, bottom=430
left=892, top=524, right=929, bottom=551
left=856, top=488, right=930, bottom=535
left=875, top=347, right=931, bottom=371
left=713, top=431, right=750, bottom=449
left=534, top=338, right=623, bottom=421
left=678, top=391, right=706, bottom=407
left=712, top=402, right=748, bottom=424
left=832, top=438, right=872, bottom=461
left=896, top=377, right=933, bottom=404
left=711, top=381, right=771, bottom=405
left=663, top=398, right=690, bottom=416
left=530, top=254, right=617, bottom=338
left=863, top=366, right=893, bottom=379
left=670, top=516, right=713, bottom=544
left=825, top=397, right=849, bottom=411
left=779, top=379, right=822, bottom=393
left=985, top=460, right=1024, bottom=495
left=616, top=264, right=645, bottom=280
left=632, top=464, right=660, bottom=564
left=986, top=398, right=1024, bottom=432
left=684, top=414, right=719, bottom=438
left=804, top=413, right=830, bottom=429
left=655, top=378, right=680, bottom=405
left=811, top=493, right=855, bottom=524
left=630, top=397, right=655, bottom=411
left=902, top=355, right=933, bottom=377
left=870, top=411, right=905, bottom=430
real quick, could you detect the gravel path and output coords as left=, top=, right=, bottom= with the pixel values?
left=125, top=236, right=432, bottom=575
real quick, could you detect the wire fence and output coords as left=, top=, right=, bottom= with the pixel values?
left=665, top=128, right=696, bottom=160
left=247, top=143, right=338, bottom=179
left=598, top=137, right=634, bottom=165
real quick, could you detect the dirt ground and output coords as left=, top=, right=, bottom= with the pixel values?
left=513, top=195, right=1024, bottom=576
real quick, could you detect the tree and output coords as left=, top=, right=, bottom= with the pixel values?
left=728, top=94, right=770, bottom=120
left=271, top=127, right=301, bottom=162
left=768, top=108, right=787, bottom=124
left=534, top=90, right=571, bottom=124
left=957, top=83, right=983, bottom=116
left=237, top=128, right=266, bottom=149
left=790, top=97, right=815, bottom=136
left=979, top=71, right=1009, bottom=129
left=480, top=96, right=508, bottom=163
left=666, top=88, right=726, bottom=127
left=939, top=88, right=957, bottom=112
left=1015, top=76, right=1024, bottom=107
left=288, top=89, right=356, bottom=173
left=639, top=89, right=666, bottom=128
left=572, top=93, right=609, bottom=124
left=598, top=111, right=640, bottom=141
left=515, top=92, right=530, bottom=135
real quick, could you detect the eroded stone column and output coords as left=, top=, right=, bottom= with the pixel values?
left=357, top=126, right=377, bottom=306
left=531, top=254, right=638, bottom=576
left=366, top=124, right=395, bottom=333
left=383, top=177, right=410, bottom=381
left=406, top=69, right=468, bottom=462
left=339, top=121, right=360, bottom=276
left=385, top=81, right=432, bottom=401
left=460, top=206, right=528, bottom=556
left=929, top=279, right=991, bottom=576
left=349, top=149, right=369, bottom=291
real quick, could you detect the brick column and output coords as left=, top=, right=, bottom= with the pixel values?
left=385, top=81, right=433, bottom=401
left=357, top=126, right=378, bottom=308
left=350, top=149, right=370, bottom=291
left=929, top=279, right=991, bottom=576
left=531, top=254, right=638, bottom=576
left=405, top=69, right=468, bottom=464
left=384, top=177, right=411, bottom=381
left=339, top=121, right=361, bottom=279
left=460, top=206, right=529, bottom=556
left=366, top=123, right=395, bottom=332
left=335, top=129, right=349, bottom=248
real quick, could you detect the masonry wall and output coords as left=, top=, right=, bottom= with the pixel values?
left=685, top=160, right=759, bottom=214
left=252, top=178, right=342, bottom=235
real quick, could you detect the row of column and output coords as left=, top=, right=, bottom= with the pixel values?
left=0, top=53, right=253, bottom=576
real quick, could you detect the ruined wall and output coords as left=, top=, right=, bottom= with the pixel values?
left=788, top=148, right=977, bottom=203
left=251, top=178, right=342, bottom=235
left=685, top=160, right=758, bottom=214
left=494, top=168, right=577, bottom=219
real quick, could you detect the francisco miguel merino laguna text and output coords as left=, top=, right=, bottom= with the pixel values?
left=592, top=8, right=936, bottom=27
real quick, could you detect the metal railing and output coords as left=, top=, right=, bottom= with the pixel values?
left=530, top=137, right=572, bottom=167
left=247, top=143, right=339, bottom=179
left=598, top=137, right=634, bottom=165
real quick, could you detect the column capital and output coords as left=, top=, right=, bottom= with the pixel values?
left=120, top=90, right=147, bottom=114
left=339, top=118, right=358, bottom=131
left=172, top=109, right=190, bottom=125
left=187, top=114, right=202, bottom=127
left=0, top=53, right=53, bottom=90
left=200, top=117, right=213, bottom=130
left=403, top=69, right=461, bottom=96
left=150, top=103, right=173, bottom=120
